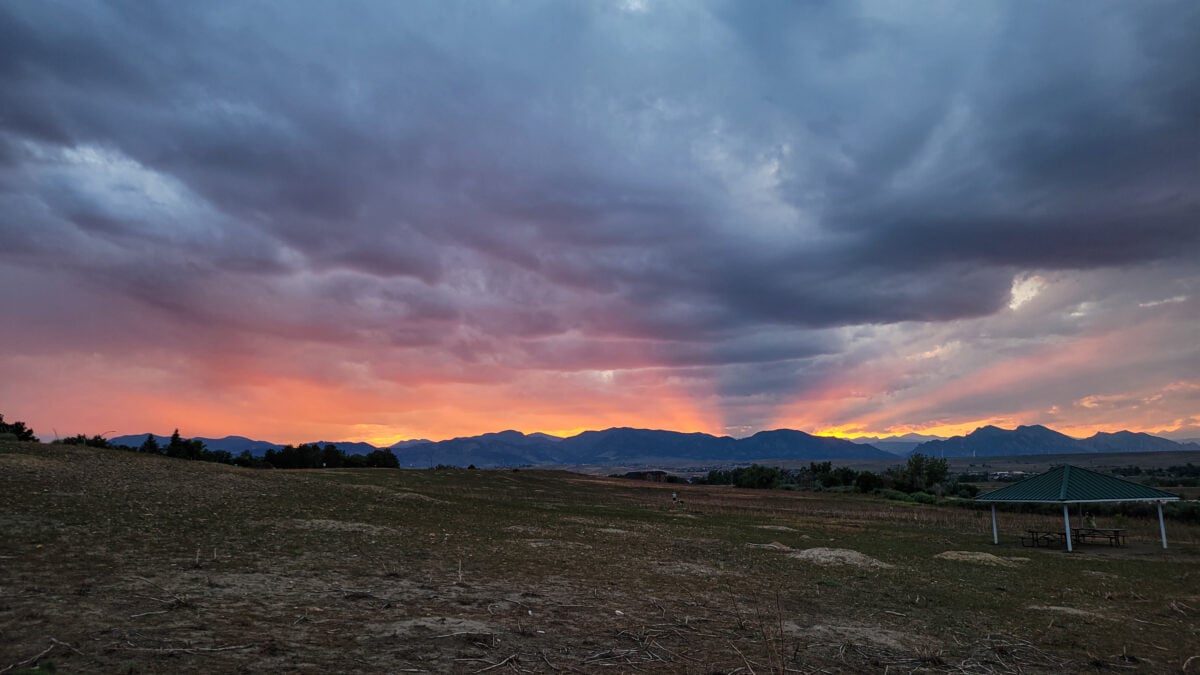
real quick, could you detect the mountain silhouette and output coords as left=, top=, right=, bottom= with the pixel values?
left=110, top=424, right=1195, bottom=467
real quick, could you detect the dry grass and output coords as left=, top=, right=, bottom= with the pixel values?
left=2, top=440, right=1198, bottom=673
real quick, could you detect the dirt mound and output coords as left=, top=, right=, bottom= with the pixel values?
left=935, top=551, right=1028, bottom=567
left=749, top=541, right=892, bottom=567
left=788, top=547, right=893, bottom=569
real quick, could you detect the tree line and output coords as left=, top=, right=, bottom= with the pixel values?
left=40, top=425, right=399, bottom=470
left=692, top=454, right=979, bottom=499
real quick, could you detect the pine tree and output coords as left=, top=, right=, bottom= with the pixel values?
left=139, top=434, right=161, bottom=454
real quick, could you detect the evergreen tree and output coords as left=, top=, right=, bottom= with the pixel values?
left=164, top=429, right=206, bottom=460
left=139, top=434, right=161, bottom=454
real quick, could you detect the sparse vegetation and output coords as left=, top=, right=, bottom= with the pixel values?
left=2, top=439, right=1197, bottom=673
left=52, top=434, right=112, bottom=449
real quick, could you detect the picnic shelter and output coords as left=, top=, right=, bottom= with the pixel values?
left=975, top=464, right=1181, bottom=551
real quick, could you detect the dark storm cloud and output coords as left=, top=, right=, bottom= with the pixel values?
left=1, top=0, right=1197, bottom=433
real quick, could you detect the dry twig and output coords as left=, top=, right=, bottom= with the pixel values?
left=0, top=643, right=56, bottom=674
left=728, top=641, right=758, bottom=675
left=120, top=644, right=253, bottom=654
left=474, top=653, right=517, bottom=673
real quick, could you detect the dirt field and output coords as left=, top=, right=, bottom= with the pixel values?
left=2, top=441, right=1198, bottom=673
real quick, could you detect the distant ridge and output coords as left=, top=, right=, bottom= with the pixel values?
left=849, top=433, right=945, bottom=456
left=109, top=434, right=375, bottom=455
left=912, top=425, right=1199, bottom=458
left=108, top=424, right=1198, bottom=467
left=108, top=434, right=283, bottom=453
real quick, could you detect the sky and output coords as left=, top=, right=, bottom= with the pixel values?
left=1, top=1, right=1198, bottom=445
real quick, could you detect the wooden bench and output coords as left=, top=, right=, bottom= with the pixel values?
left=1072, top=527, right=1126, bottom=547
left=1021, top=530, right=1065, bottom=548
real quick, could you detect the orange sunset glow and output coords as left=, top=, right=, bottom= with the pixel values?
left=1, top=2, right=1197, bottom=450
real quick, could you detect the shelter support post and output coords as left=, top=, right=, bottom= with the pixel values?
left=1158, top=502, right=1168, bottom=549
left=991, top=504, right=998, bottom=545
left=1063, top=504, right=1073, bottom=552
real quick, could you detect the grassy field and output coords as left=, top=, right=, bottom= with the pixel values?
left=2, top=441, right=1198, bottom=673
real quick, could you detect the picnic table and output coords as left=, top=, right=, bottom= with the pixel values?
left=1072, top=527, right=1126, bottom=547
left=1021, top=530, right=1066, bottom=548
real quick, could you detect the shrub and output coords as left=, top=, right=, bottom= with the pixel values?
left=950, top=482, right=979, bottom=498
left=53, top=434, right=112, bottom=449
left=0, top=414, right=38, bottom=442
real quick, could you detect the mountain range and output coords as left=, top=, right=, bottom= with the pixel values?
left=108, top=425, right=1198, bottom=468
left=911, top=425, right=1198, bottom=458
left=848, top=433, right=943, bottom=455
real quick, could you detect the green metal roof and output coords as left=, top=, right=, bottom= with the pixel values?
left=975, top=465, right=1181, bottom=503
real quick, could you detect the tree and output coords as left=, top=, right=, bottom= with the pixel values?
left=365, top=448, right=399, bottom=468
left=165, top=429, right=185, bottom=457
left=233, top=450, right=262, bottom=468
left=891, top=453, right=950, bottom=493
left=164, top=429, right=206, bottom=460
left=321, top=444, right=345, bottom=468
left=739, top=465, right=783, bottom=489
left=854, top=470, right=883, bottom=493
left=139, top=434, right=162, bottom=454
left=809, top=461, right=834, bottom=487
left=829, top=466, right=859, bottom=488
left=0, top=413, right=38, bottom=442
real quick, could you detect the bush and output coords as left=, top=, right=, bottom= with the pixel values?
left=0, top=414, right=38, bottom=442
left=53, top=434, right=111, bottom=449
left=1165, top=500, right=1200, bottom=525
left=950, top=482, right=979, bottom=498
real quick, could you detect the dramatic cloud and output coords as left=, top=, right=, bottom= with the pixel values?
left=1, top=1, right=1197, bottom=443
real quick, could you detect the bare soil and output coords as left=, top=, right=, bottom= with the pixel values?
left=2, top=441, right=1199, bottom=673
